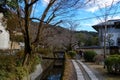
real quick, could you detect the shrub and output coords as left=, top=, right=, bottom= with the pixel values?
left=0, top=51, right=41, bottom=80
left=15, top=67, right=27, bottom=80
left=105, top=55, right=120, bottom=74
left=0, top=55, right=16, bottom=80
left=84, top=50, right=97, bottom=62
left=15, top=50, right=24, bottom=66
left=94, top=54, right=104, bottom=64
left=29, top=54, right=41, bottom=73
left=68, top=51, right=76, bottom=58
left=109, top=46, right=119, bottom=55
left=0, top=55, right=16, bottom=72
left=0, top=70, right=7, bottom=80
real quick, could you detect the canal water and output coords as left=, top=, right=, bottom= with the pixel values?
left=46, top=66, right=63, bottom=80
left=36, top=60, right=64, bottom=80
left=36, top=51, right=65, bottom=80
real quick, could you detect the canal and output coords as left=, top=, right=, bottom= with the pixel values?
left=36, top=60, right=64, bottom=80
left=36, top=51, right=65, bottom=80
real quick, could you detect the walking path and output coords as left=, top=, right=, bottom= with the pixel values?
left=72, top=60, right=99, bottom=80
left=72, top=60, right=85, bottom=80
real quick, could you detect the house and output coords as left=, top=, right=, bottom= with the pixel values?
left=92, top=19, right=120, bottom=47
left=0, top=13, right=23, bottom=50
left=0, top=13, right=10, bottom=49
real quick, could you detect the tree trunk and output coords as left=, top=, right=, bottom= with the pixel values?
left=22, top=3, right=31, bottom=66
left=10, top=41, right=13, bottom=54
left=22, top=35, right=31, bottom=66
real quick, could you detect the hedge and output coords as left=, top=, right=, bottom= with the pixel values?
left=83, top=50, right=97, bottom=62
left=68, top=51, right=76, bottom=58
left=105, top=55, right=120, bottom=74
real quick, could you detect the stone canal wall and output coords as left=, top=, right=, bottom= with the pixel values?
left=24, top=64, right=43, bottom=80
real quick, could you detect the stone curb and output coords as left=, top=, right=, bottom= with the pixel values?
left=72, top=60, right=85, bottom=80
left=77, top=60, right=99, bottom=80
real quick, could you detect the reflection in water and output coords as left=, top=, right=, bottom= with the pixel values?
left=38, top=56, right=64, bottom=80
left=46, top=67, right=62, bottom=80
left=48, top=74, right=61, bottom=80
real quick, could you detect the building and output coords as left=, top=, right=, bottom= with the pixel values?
left=92, top=19, right=120, bottom=47
left=0, top=13, right=10, bottom=49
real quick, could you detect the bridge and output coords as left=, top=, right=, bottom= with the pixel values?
left=42, top=51, right=65, bottom=60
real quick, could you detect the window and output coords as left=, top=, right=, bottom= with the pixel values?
left=0, top=30, right=2, bottom=34
left=117, top=38, right=120, bottom=46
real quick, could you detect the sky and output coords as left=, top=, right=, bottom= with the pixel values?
left=32, top=0, right=120, bottom=32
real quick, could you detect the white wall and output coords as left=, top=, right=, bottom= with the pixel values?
left=0, top=13, right=10, bottom=49
left=99, top=27, right=120, bottom=46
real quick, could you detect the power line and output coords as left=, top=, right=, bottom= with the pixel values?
left=75, top=11, right=120, bottom=21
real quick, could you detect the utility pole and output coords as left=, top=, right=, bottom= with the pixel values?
left=103, top=3, right=108, bottom=68
left=103, top=21, right=107, bottom=68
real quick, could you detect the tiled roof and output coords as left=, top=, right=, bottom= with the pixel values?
left=92, top=19, right=120, bottom=31
left=97, top=19, right=120, bottom=25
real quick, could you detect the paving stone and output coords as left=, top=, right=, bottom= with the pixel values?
left=72, top=60, right=85, bottom=80
left=77, top=60, right=99, bottom=80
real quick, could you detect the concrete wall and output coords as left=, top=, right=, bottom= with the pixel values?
left=24, top=64, right=43, bottom=80
left=79, top=48, right=120, bottom=55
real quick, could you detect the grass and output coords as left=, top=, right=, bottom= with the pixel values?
left=62, top=54, right=77, bottom=80
left=85, top=62, right=120, bottom=80
left=62, top=56, right=72, bottom=80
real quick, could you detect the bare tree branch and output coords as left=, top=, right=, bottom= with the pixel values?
left=33, top=0, right=56, bottom=43
left=28, top=0, right=38, bottom=7
left=53, top=20, right=62, bottom=26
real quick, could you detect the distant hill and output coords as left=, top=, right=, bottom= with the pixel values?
left=29, top=24, right=99, bottom=47
left=75, top=31, right=98, bottom=37
left=30, top=21, right=76, bottom=50
left=75, top=31, right=98, bottom=46
left=7, top=15, right=99, bottom=49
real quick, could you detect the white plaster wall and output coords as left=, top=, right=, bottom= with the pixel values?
left=0, top=13, right=10, bottom=49
left=99, top=27, right=120, bottom=46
